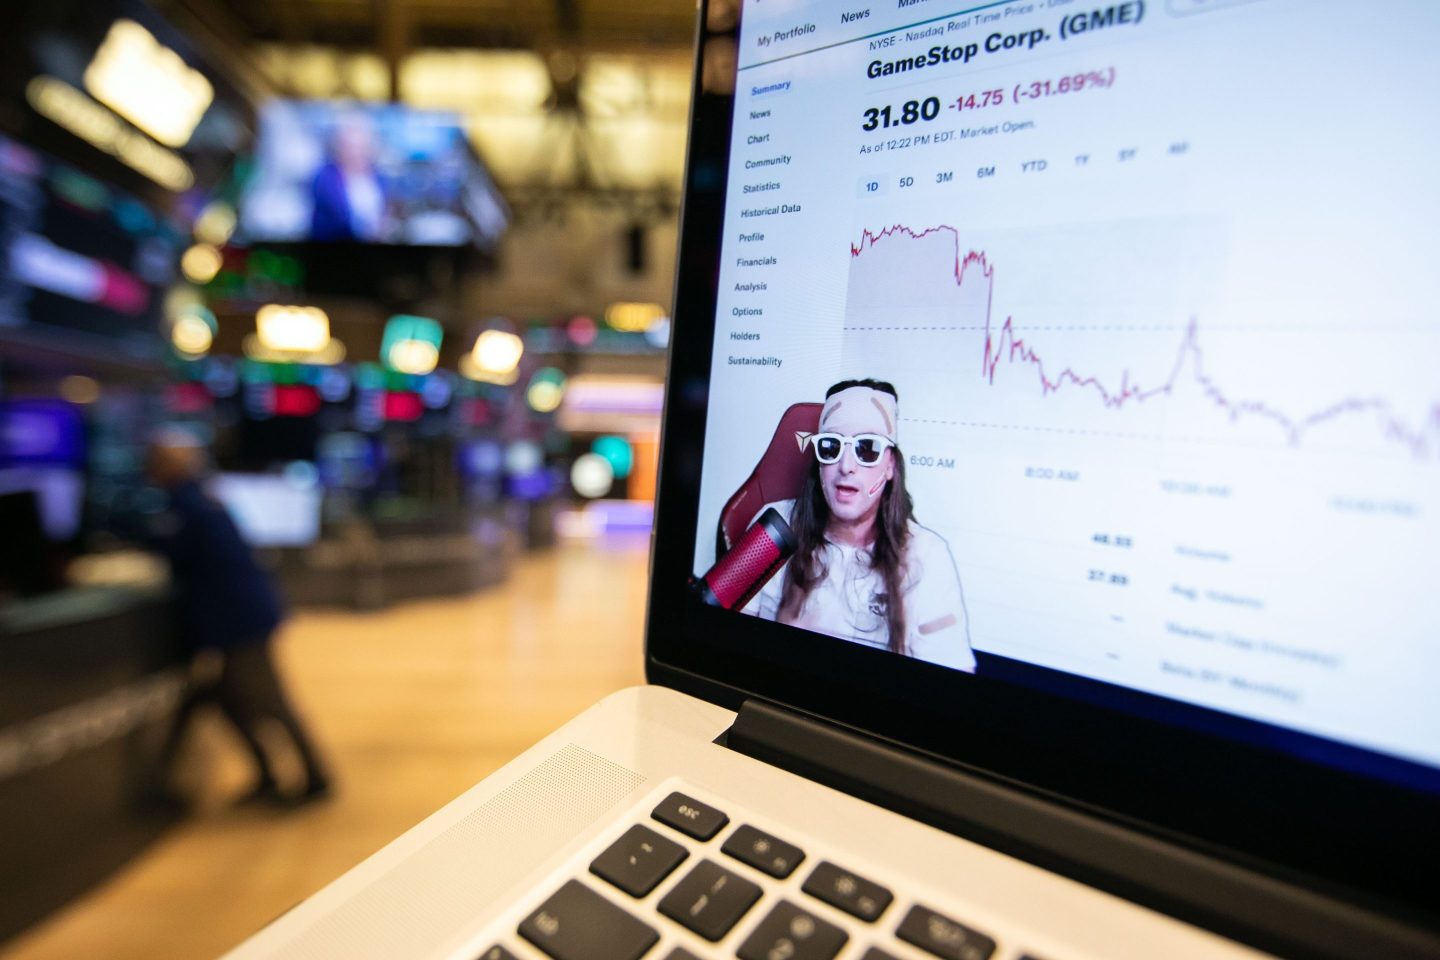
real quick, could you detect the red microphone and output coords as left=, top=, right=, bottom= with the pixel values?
left=694, top=507, right=797, bottom=610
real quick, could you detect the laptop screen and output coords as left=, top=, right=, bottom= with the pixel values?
left=688, top=0, right=1439, bottom=791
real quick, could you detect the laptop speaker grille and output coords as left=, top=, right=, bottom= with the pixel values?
left=253, top=744, right=645, bottom=960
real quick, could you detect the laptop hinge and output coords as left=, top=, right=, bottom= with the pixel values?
left=721, top=697, right=1440, bottom=960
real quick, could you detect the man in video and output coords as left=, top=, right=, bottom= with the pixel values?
left=310, top=112, right=390, bottom=242
left=743, top=379, right=975, bottom=671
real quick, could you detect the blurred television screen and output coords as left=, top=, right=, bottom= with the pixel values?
left=0, top=398, right=86, bottom=467
left=0, top=133, right=177, bottom=356
left=0, top=468, right=84, bottom=541
left=211, top=473, right=322, bottom=548
left=240, top=101, right=507, bottom=248
left=0, top=399, right=87, bottom=542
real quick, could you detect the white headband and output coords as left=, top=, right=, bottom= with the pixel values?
left=818, top=385, right=898, bottom=443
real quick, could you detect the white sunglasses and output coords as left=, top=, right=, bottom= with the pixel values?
left=795, top=432, right=894, bottom=466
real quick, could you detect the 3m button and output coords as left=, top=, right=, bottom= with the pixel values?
left=651, top=791, right=728, bottom=840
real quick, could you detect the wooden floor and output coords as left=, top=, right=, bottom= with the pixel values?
left=1, top=540, right=651, bottom=960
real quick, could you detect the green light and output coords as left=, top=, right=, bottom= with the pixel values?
left=381, top=315, right=443, bottom=372
left=50, top=168, right=109, bottom=213
left=530, top=366, right=567, bottom=388
left=241, top=359, right=275, bottom=384
left=592, top=435, right=634, bottom=479
left=250, top=249, right=277, bottom=277
left=276, top=256, right=304, bottom=286
left=355, top=363, right=386, bottom=391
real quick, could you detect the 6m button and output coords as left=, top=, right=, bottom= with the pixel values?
left=651, top=791, right=729, bottom=841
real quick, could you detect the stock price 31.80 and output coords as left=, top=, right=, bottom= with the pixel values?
left=862, top=96, right=941, bottom=131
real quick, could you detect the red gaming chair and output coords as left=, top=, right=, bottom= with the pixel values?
left=716, top=402, right=822, bottom=557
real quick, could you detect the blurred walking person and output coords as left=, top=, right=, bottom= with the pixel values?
left=147, top=434, right=332, bottom=805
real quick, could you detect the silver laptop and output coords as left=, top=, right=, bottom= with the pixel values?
left=225, top=2, right=1440, bottom=958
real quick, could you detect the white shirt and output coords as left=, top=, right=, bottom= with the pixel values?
left=742, top=500, right=976, bottom=672
left=343, top=171, right=384, bottom=240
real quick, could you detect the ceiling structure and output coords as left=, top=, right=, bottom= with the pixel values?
left=211, top=0, right=696, bottom=52
left=177, top=0, right=698, bottom=220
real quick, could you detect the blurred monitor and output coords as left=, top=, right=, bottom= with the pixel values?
left=0, top=134, right=176, bottom=356
left=0, top=398, right=86, bottom=466
left=0, top=400, right=87, bottom=539
left=317, top=431, right=378, bottom=489
left=0, top=467, right=84, bottom=540
left=240, top=101, right=507, bottom=248
left=0, top=490, right=63, bottom=595
left=237, top=408, right=320, bottom=467
left=210, top=473, right=322, bottom=548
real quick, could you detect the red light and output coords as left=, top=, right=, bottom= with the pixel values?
left=463, top=398, right=492, bottom=425
left=165, top=382, right=211, bottom=414
left=383, top=391, right=423, bottom=421
left=567, top=314, right=598, bottom=347
left=99, top=262, right=149, bottom=314
left=273, top=384, right=321, bottom=417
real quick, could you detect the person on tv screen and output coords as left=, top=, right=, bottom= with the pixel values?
left=743, top=379, right=976, bottom=671
left=310, top=112, right=390, bottom=242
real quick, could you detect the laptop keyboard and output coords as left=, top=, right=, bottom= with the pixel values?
left=485, top=789, right=1007, bottom=960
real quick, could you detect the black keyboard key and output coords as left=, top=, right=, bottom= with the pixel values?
left=590, top=824, right=689, bottom=898
left=859, top=949, right=903, bottom=960
left=736, top=900, right=848, bottom=960
left=651, top=791, right=728, bottom=841
left=801, top=861, right=893, bottom=922
left=477, top=948, right=519, bottom=960
left=518, top=879, right=659, bottom=960
left=721, top=823, right=805, bottom=879
left=896, top=904, right=996, bottom=960
left=657, top=858, right=762, bottom=941
left=663, top=950, right=704, bottom=960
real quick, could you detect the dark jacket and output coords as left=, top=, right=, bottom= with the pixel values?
left=309, top=163, right=352, bottom=240
left=155, top=481, right=284, bottom=649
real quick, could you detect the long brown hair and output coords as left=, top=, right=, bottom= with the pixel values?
left=779, top=380, right=914, bottom=654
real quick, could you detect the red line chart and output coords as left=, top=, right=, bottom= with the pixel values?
left=850, top=224, right=1440, bottom=458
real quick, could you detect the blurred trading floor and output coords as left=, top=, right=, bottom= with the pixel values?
left=1, top=539, right=650, bottom=960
